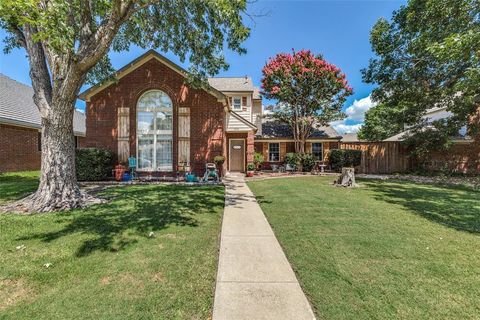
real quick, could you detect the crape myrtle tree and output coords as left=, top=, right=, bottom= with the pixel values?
left=0, top=0, right=250, bottom=212
left=261, top=49, right=352, bottom=153
left=362, top=0, right=480, bottom=145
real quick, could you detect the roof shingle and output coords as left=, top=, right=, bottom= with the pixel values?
left=0, top=73, right=86, bottom=135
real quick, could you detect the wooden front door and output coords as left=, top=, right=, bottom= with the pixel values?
left=229, top=139, right=245, bottom=172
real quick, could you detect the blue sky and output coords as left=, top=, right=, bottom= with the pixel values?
left=0, top=0, right=406, bottom=133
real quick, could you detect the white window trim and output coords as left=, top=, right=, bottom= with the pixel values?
left=232, top=96, right=242, bottom=110
left=268, top=142, right=280, bottom=162
left=136, top=90, right=173, bottom=172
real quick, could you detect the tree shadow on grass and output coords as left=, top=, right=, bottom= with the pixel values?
left=363, top=179, right=480, bottom=234
left=18, top=184, right=224, bottom=256
left=0, top=172, right=39, bottom=204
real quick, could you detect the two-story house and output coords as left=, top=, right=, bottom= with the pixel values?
left=79, top=50, right=341, bottom=176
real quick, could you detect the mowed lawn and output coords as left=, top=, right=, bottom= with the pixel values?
left=248, top=176, right=480, bottom=319
left=0, top=172, right=224, bottom=319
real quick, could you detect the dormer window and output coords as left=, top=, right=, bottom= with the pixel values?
left=233, top=97, right=242, bottom=110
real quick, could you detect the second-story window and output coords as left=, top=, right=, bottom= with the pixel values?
left=233, top=97, right=242, bottom=110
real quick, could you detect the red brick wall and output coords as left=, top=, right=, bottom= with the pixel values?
left=0, top=124, right=40, bottom=172
left=84, top=58, right=226, bottom=176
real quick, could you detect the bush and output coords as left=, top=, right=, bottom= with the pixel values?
left=285, top=152, right=300, bottom=169
left=76, top=148, right=114, bottom=181
left=301, top=154, right=316, bottom=172
left=214, top=155, right=225, bottom=165
left=247, top=163, right=255, bottom=171
left=253, top=152, right=264, bottom=170
left=329, top=149, right=362, bottom=172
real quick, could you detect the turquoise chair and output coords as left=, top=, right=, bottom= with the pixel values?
left=128, top=157, right=137, bottom=180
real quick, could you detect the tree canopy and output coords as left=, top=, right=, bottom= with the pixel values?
left=261, top=49, right=352, bottom=153
left=361, top=0, right=480, bottom=141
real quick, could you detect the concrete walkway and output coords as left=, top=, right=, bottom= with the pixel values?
left=213, top=173, right=316, bottom=320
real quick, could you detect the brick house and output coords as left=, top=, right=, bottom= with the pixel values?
left=79, top=50, right=341, bottom=176
left=0, top=74, right=86, bottom=172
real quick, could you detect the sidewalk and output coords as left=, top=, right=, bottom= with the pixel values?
left=212, top=173, right=316, bottom=320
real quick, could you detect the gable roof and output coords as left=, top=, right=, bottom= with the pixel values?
left=256, top=120, right=340, bottom=140
left=0, top=74, right=86, bottom=136
left=78, top=50, right=226, bottom=102
left=207, top=77, right=254, bottom=92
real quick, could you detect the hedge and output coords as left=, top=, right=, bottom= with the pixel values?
left=329, top=149, right=362, bottom=172
left=76, top=148, right=114, bottom=181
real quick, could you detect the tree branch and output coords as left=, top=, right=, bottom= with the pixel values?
left=23, top=24, right=53, bottom=116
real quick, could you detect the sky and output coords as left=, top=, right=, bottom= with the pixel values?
left=0, top=0, right=406, bottom=134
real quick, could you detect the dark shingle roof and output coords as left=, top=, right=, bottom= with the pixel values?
left=257, top=120, right=340, bottom=139
left=0, top=74, right=86, bottom=135
left=207, top=77, right=254, bottom=92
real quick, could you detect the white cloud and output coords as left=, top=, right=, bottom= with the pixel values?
left=330, top=121, right=363, bottom=134
left=344, top=95, right=376, bottom=121
left=329, top=94, right=376, bottom=134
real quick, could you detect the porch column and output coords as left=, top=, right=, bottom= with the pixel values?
left=246, top=131, right=255, bottom=164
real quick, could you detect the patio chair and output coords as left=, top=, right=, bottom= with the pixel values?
left=128, top=156, right=137, bottom=180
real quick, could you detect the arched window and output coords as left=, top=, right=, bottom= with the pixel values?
left=137, top=90, right=173, bottom=171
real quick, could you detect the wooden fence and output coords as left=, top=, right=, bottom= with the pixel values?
left=340, top=142, right=411, bottom=174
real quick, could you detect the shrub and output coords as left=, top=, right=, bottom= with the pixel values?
left=253, top=152, right=264, bottom=170
left=285, top=152, right=300, bottom=169
left=329, top=149, right=362, bottom=172
left=246, top=163, right=255, bottom=171
left=301, top=153, right=316, bottom=172
left=76, top=148, right=114, bottom=181
left=214, top=155, right=225, bottom=165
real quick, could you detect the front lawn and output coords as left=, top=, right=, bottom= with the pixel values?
left=0, top=171, right=40, bottom=205
left=0, top=181, right=224, bottom=319
left=248, top=176, right=480, bottom=319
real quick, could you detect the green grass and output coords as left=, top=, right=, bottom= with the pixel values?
left=0, top=179, right=224, bottom=319
left=248, top=176, right=480, bottom=319
left=0, top=171, right=40, bottom=205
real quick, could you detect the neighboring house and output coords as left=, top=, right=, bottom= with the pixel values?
left=79, top=50, right=341, bottom=176
left=254, top=121, right=341, bottom=170
left=341, top=133, right=360, bottom=143
left=384, top=106, right=471, bottom=142
left=0, top=74, right=86, bottom=172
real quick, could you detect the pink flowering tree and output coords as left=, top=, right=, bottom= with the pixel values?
left=261, top=50, right=353, bottom=153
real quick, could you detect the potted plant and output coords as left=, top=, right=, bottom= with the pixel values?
left=253, top=152, right=264, bottom=173
left=246, top=163, right=255, bottom=177
left=214, top=155, right=225, bottom=178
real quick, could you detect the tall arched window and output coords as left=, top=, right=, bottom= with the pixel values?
left=137, top=90, right=173, bottom=171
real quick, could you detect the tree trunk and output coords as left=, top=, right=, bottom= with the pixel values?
left=8, top=98, right=94, bottom=213
left=335, top=167, right=356, bottom=187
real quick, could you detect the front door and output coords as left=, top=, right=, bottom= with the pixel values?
left=229, top=139, right=245, bottom=172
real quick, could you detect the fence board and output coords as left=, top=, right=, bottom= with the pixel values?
left=340, top=142, right=411, bottom=174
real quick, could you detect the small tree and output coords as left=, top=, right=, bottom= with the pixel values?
left=0, top=0, right=250, bottom=212
left=261, top=49, right=352, bottom=153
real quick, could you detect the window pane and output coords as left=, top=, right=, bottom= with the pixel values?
left=137, top=90, right=173, bottom=171
left=156, top=136, right=172, bottom=171
left=312, top=143, right=323, bottom=160
left=156, top=111, right=173, bottom=131
left=269, top=143, right=280, bottom=162
left=138, top=135, right=154, bottom=170
left=233, top=97, right=241, bottom=109
left=138, top=112, right=154, bottom=133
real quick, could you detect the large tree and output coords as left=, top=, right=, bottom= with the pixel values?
left=0, top=0, right=250, bottom=212
left=261, top=49, right=352, bottom=153
left=358, top=103, right=404, bottom=141
left=362, top=0, right=480, bottom=142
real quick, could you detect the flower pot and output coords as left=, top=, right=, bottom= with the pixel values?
left=114, top=165, right=126, bottom=181
left=246, top=171, right=254, bottom=177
